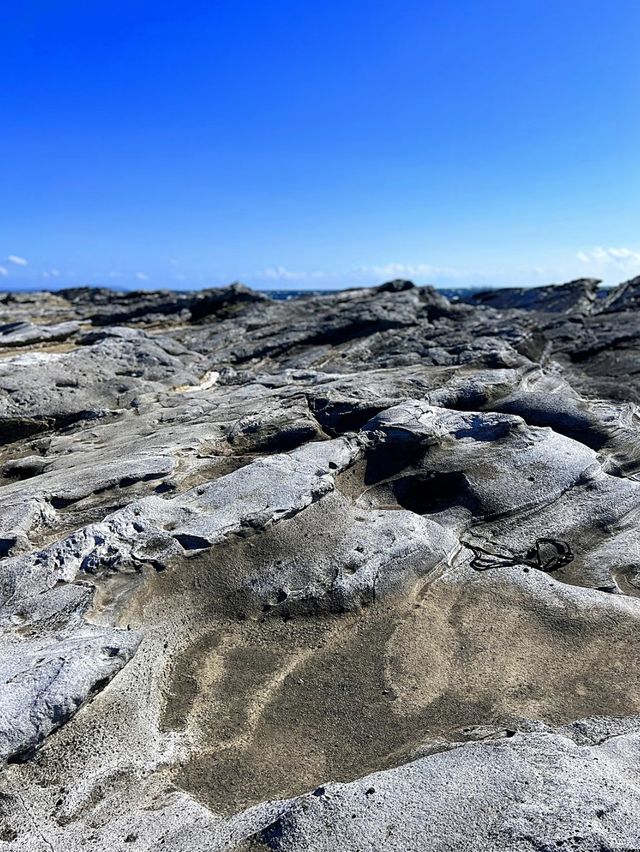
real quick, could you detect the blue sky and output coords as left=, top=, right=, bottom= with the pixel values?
left=1, top=0, right=638, bottom=291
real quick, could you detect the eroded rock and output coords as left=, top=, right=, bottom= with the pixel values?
left=1, top=279, right=640, bottom=850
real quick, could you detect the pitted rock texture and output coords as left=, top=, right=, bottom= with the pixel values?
left=2, top=278, right=640, bottom=850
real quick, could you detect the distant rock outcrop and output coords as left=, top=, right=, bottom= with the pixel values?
left=599, top=274, right=640, bottom=312
left=463, top=277, right=601, bottom=313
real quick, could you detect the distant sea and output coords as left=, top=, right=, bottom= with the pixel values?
left=265, top=286, right=612, bottom=302
left=0, top=284, right=612, bottom=301
left=0, top=283, right=484, bottom=300
left=265, top=287, right=485, bottom=302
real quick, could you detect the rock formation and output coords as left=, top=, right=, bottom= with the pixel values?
left=1, top=277, right=640, bottom=850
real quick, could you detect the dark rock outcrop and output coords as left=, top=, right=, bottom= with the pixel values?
left=599, top=274, right=640, bottom=312
left=463, top=277, right=601, bottom=314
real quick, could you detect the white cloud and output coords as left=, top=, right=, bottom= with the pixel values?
left=258, top=266, right=307, bottom=280
left=244, top=255, right=640, bottom=291
left=255, top=262, right=469, bottom=285
left=352, top=262, right=463, bottom=280
left=135, top=272, right=149, bottom=281
left=173, top=272, right=187, bottom=281
left=256, top=266, right=330, bottom=281
left=7, top=255, right=28, bottom=266
left=354, top=263, right=435, bottom=278
left=577, top=246, right=640, bottom=270
left=0, top=266, right=7, bottom=276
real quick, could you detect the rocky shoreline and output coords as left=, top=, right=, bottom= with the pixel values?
left=2, top=276, right=640, bottom=850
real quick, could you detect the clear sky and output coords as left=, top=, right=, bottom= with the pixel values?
left=1, top=0, right=638, bottom=291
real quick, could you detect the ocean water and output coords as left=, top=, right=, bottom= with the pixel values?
left=264, top=285, right=612, bottom=302
left=264, top=287, right=482, bottom=301
left=0, top=284, right=612, bottom=301
left=0, top=284, right=484, bottom=300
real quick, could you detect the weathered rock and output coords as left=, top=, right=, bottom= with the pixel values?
left=599, top=274, right=640, bottom=312
left=0, top=320, right=81, bottom=348
left=463, top=278, right=601, bottom=314
left=1, top=278, right=640, bottom=850
left=376, top=278, right=417, bottom=293
left=58, top=282, right=266, bottom=326
left=0, top=326, right=204, bottom=443
left=243, top=722, right=640, bottom=852
left=0, top=620, right=139, bottom=764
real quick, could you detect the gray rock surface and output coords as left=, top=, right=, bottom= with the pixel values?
left=2, top=278, right=640, bottom=850
left=462, top=278, right=601, bottom=314
left=600, top=274, right=640, bottom=312
left=241, top=723, right=640, bottom=852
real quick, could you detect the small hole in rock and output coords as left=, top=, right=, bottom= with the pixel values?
left=173, top=533, right=211, bottom=551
